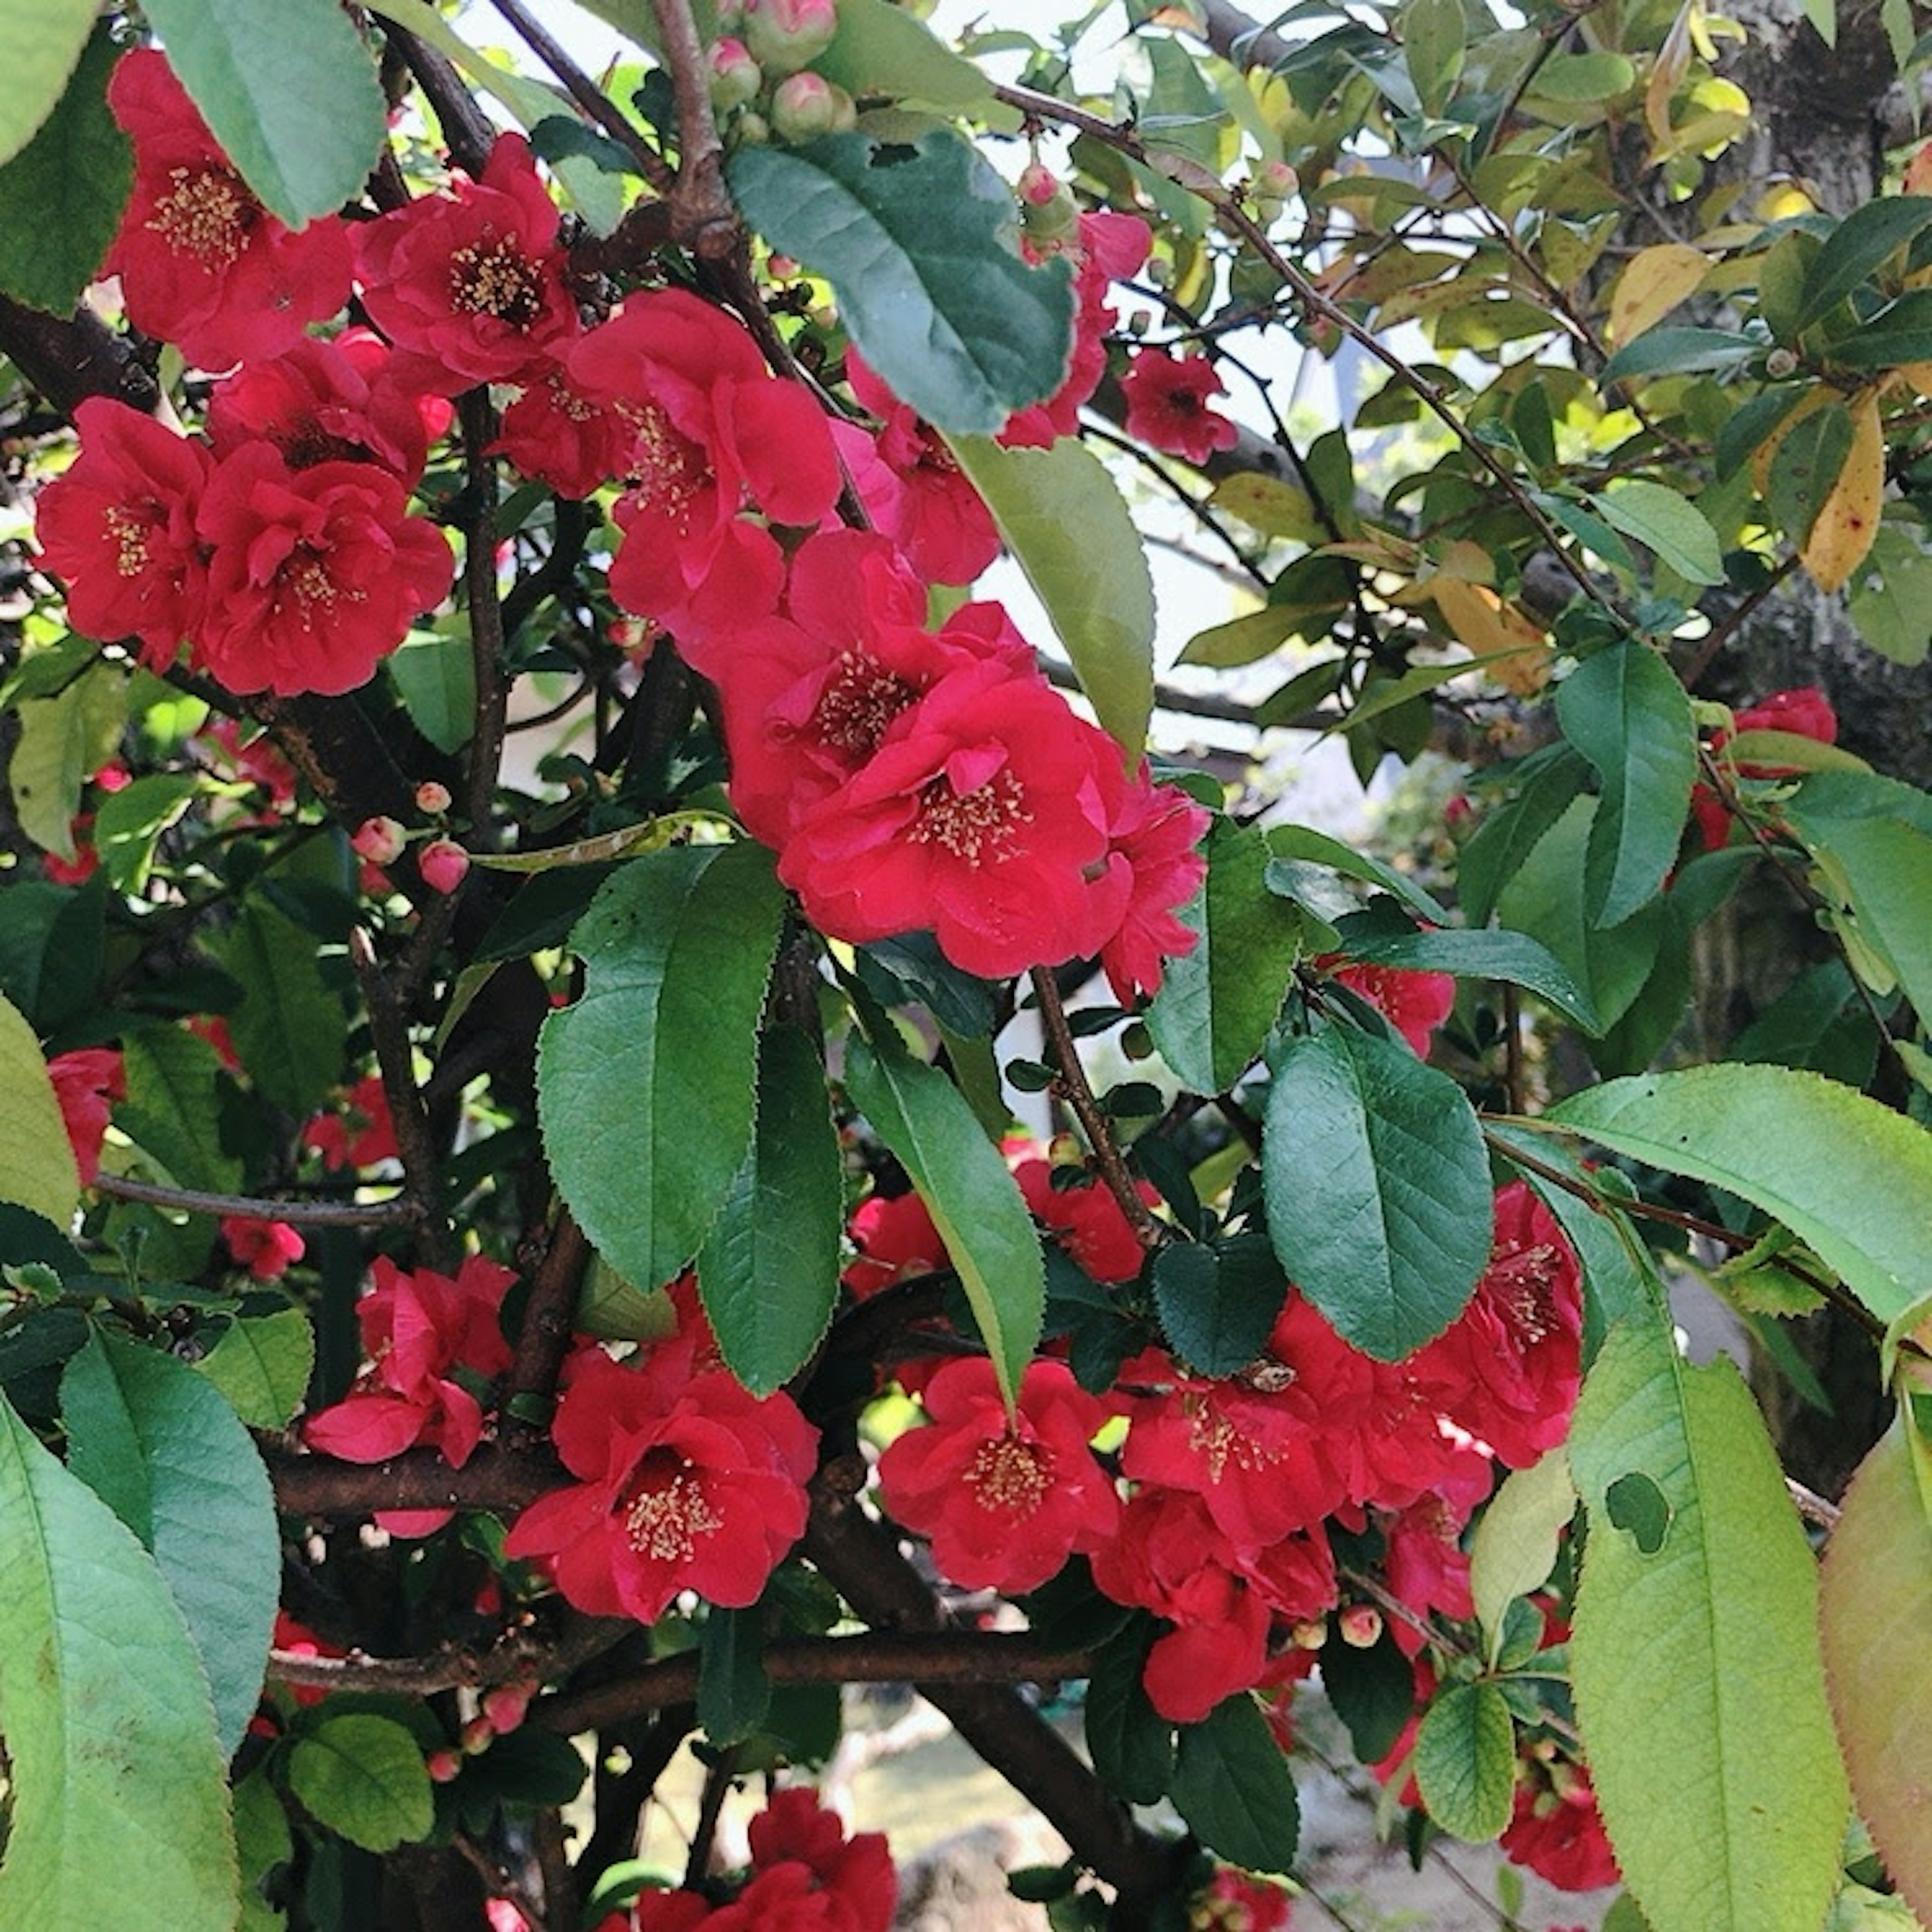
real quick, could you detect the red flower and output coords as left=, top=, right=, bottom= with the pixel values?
left=199, top=716, right=298, bottom=806
left=194, top=443, right=454, bottom=696
left=1380, top=1482, right=1483, bottom=1657
left=355, top=134, right=578, bottom=394
left=106, top=49, right=353, bottom=369
left=1413, top=1181, right=1581, bottom=1470
left=1012, top=1156, right=1155, bottom=1283
left=222, top=1216, right=306, bottom=1280
left=491, top=345, right=635, bottom=499
left=1095, top=774, right=1209, bottom=1004
left=47, top=1047, right=126, bottom=1187
left=739, top=1788, right=895, bottom=1932
left=842, top=1190, right=948, bottom=1299
left=34, top=398, right=213, bottom=669
left=504, top=1349, right=817, bottom=1623
left=1192, top=1868, right=1294, bottom=1930
left=208, top=331, right=447, bottom=487
left=269, top=1610, right=343, bottom=1711
left=303, top=1074, right=399, bottom=1171
left=1692, top=684, right=1839, bottom=849
left=1120, top=349, right=1240, bottom=464
left=573, top=290, right=841, bottom=641
left=304, top=1254, right=516, bottom=1476
left=1325, top=960, right=1456, bottom=1056
left=780, top=661, right=1129, bottom=979
left=1501, top=1766, right=1621, bottom=1892
left=878, top=1357, right=1119, bottom=1593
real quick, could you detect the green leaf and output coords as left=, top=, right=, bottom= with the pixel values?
left=1170, top=1695, right=1300, bottom=1873
left=1321, top=1628, right=1417, bottom=1764
left=698, top=1603, right=772, bottom=1748
left=844, top=1025, right=1044, bottom=1410
left=1468, top=1448, right=1577, bottom=1663
left=1590, top=482, right=1726, bottom=585
left=1262, top=1024, right=1492, bottom=1360
left=1413, top=1681, right=1515, bottom=1841
left=0, top=25, right=131, bottom=312
left=1146, top=822, right=1300, bottom=1094
left=1794, top=195, right=1932, bottom=332
left=0, top=1388, right=238, bottom=1929
left=1847, top=524, right=1932, bottom=666
left=0, top=990, right=80, bottom=1226
left=1330, top=647, right=1541, bottom=735
left=1329, top=908, right=1602, bottom=1032
left=1085, top=1624, right=1175, bottom=1805
left=1177, top=608, right=1300, bottom=671
left=0, top=876, right=106, bottom=1035
left=1820, top=1428, right=1932, bottom=1926
left=1404, top=0, right=1467, bottom=114
left=1206, top=474, right=1324, bottom=544
left=9, top=664, right=127, bottom=861
left=119, top=1024, right=240, bottom=1194
left=943, top=434, right=1154, bottom=753
left=698, top=1025, right=843, bottom=1396
left=1556, top=644, right=1696, bottom=928
left=539, top=844, right=785, bottom=1297
left=219, top=900, right=348, bottom=1117
left=1568, top=1316, right=1849, bottom=1932
left=0, top=0, right=95, bottom=167
left=1152, top=1236, right=1284, bottom=1377
left=194, top=1309, right=316, bottom=1429
left=1598, top=327, right=1760, bottom=383
left=61, top=1331, right=279, bottom=1759
left=1528, top=49, right=1636, bottom=98
left=287, top=1713, right=434, bottom=1854
left=138, top=0, right=388, bottom=227
left=386, top=635, right=475, bottom=755
left=1264, top=822, right=1451, bottom=924
left=1823, top=287, right=1932, bottom=367
left=94, top=773, right=197, bottom=892
left=728, top=130, right=1074, bottom=436
left=1548, top=1064, right=1932, bottom=1325
left=1458, top=748, right=1590, bottom=929
left=814, top=0, right=991, bottom=108
left=1765, top=403, right=1854, bottom=543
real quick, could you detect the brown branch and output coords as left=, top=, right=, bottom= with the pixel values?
left=684, top=1745, right=739, bottom=1889
left=501, top=1209, right=590, bottom=1439
left=265, top=1440, right=565, bottom=1517
left=651, top=0, right=737, bottom=258
left=459, top=390, right=510, bottom=831
left=453, top=1832, right=548, bottom=1932
left=0, top=296, right=160, bottom=418
left=91, top=1171, right=424, bottom=1228
left=1029, top=968, right=1166, bottom=1253
left=1680, top=553, right=1802, bottom=690
left=382, top=20, right=496, bottom=177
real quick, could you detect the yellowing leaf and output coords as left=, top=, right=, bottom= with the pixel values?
left=1647, top=0, right=1697, bottom=149
left=1751, top=385, right=1832, bottom=501
left=1430, top=580, right=1552, bottom=692
left=1802, top=387, right=1884, bottom=594
left=1609, top=245, right=1713, bottom=344
left=1208, top=472, right=1323, bottom=543
left=0, top=991, right=79, bottom=1226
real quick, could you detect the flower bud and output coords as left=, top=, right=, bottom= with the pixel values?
left=414, top=779, right=452, bottom=815
left=707, top=37, right=763, bottom=111
left=1338, top=1603, right=1383, bottom=1648
left=419, top=838, right=471, bottom=896
left=460, top=1716, right=494, bottom=1755
left=771, top=69, right=854, bottom=142
left=427, top=1748, right=463, bottom=1783
left=351, top=816, right=407, bottom=867
left=736, top=109, right=771, bottom=145
left=741, top=0, right=838, bottom=76
left=1764, top=346, right=1799, bottom=379
left=1252, top=158, right=1300, bottom=201
left=481, top=1684, right=530, bottom=1736
left=1290, top=1617, right=1328, bottom=1650
left=1018, top=168, right=1080, bottom=248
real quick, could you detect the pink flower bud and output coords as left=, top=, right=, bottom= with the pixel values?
left=1018, top=162, right=1062, bottom=207
left=352, top=816, right=407, bottom=867
left=771, top=69, right=853, bottom=141
left=1019, top=171, right=1080, bottom=247
left=427, top=1749, right=462, bottom=1783
left=742, top=0, right=838, bottom=75
left=481, top=1684, right=530, bottom=1735
left=460, top=1716, right=494, bottom=1755
left=768, top=253, right=799, bottom=279
left=1338, top=1603, right=1383, bottom=1648
left=419, top=838, right=470, bottom=895
left=1444, top=792, right=1475, bottom=833
left=707, top=36, right=762, bottom=111
left=1252, top=158, right=1299, bottom=201
left=414, top=779, right=453, bottom=815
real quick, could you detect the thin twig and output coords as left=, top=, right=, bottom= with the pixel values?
left=453, top=1833, right=548, bottom=1932
left=684, top=1745, right=739, bottom=1890
left=459, top=390, right=510, bottom=833
left=650, top=0, right=736, bottom=257
left=502, top=1209, right=590, bottom=1439
left=90, top=1171, right=424, bottom=1228
left=1681, top=553, right=1802, bottom=689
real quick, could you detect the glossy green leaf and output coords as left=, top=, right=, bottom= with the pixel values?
left=1404, top=0, right=1467, bottom=114
left=1085, top=1624, right=1175, bottom=1805
left=1330, top=646, right=1541, bottom=736
left=140, top=0, right=387, bottom=226
left=386, top=635, right=475, bottom=756
left=1170, top=1694, right=1300, bottom=1873
left=1598, top=327, right=1760, bottom=383
left=94, top=774, right=197, bottom=893
left=219, top=900, right=348, bottom=1117
left=698, top=1603, right=771, bottom=1748
left=540, top=845, right=786, bottom=1297
left=0, top=0, right=95, bottom=167
left=844, top=1025, right=1044, bottom=1410
left=728, top=130, right=1074, bottom=435
left=814, top=0, right=990, bottom=107
left=0, top=1389, right=238, bottom=1929
left=1568, top=1316, right=1848, bottom=1932
left=944, top=434, right=1154, bottom=753
left=698, top=1025, right=843, bottom=1396
left=1321, top=1628, right=1416, bottom=1764
left=1413, top=1681, right=1515, bottom=1841
left=1151, top=1236, right=1285, bottom=1377
left=1765, top=403, right=1854, bottom=543
left=9, top=665, right=126, bottom=861
left=0, top=991, right=79, bottom=1226
left=1459, top=748, right=1591, bottom=929
left=1468, top=1448, right=1577, bottom=1663
left=1556, top=644, right=1696, bottom=928
left=1329, top=907, right=1601, bottom=1031
left=119, top=1024, right=240, bottom=1195
left=194, top=1309, right=317, bottom=1430
left=1147, top=822, right=1300, bottom=1094
left=1262, top=1024, right=1492, bottom=1360
left=1264, top=822, right=1451, bottom=924
left=62, top=1331, right=279, bottom=1759
left=1530, top=49, right=1636, bottom=97
left=1847, top=523, right=1932, bottom=666
left=1819, top=1427, right=1932, bottom=1925
left=0, top=25, right=130, bottom=311
left=288, top=1713, right=434, bottom=1853
left=1548, top=1064, right=1932, bottom=1325
left=1590, top=482, right=1726, bottom=585
left=1793, top=195, right=1932, bottom=332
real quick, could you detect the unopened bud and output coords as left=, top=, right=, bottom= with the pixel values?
left=771, top=69, right=853, bottom=142
left=419, top=838, right=471, bottom=896
left=1764, top=346, right=1799, bottom=379
left=1252, top=158, right=1299, bottom=201
left=427, top=1748, right=463, bottom=1783
left=481, top=1684, right=530, bottom=1735
left=414, top=779, right=452, bottom=815
left=1290, top=1617, right=1329, bottom=1650
left=1444, top=792, right=1474, bottom=833
left=1338, top=1603, right=1383, bottom=1649
left=741, top=0, right=838, bottom=76
left=351, top=816, right=406, bottom=867
left=707, top=37, right=762, bottom=111
left=737, top=109, right=771, bottom=144
left=460, top=1716, right=494, bottom=1755
left=768, top=253, right=799, bottom=279
left=1019, top=169, right=1080, bottom=247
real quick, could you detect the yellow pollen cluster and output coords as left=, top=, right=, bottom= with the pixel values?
left=149, top=166, right=250, bottom=268
left=963, top=1432, right=1051, bottom=1515
left=912, top=768, right=1029, bottom=864
left=448, top=237, right=545, bottom=326
left=104, top=506, right=150, bottom=578
left=623, top=1470, right=723, bottom=1561
left=815, top=648, right=916, bottom=755
left=1187, top=1400, right=1283, bottom=1484
left=1499, top=1244, right=1560, bottom=1342
left=627, top=405, right=703, bottom=531
left=282, top=552, right=365, bottom=628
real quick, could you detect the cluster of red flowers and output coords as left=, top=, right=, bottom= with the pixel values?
left=868, top=1176, right=1582, bottom=1724
left=1691, top=684, right=1839, bottom=849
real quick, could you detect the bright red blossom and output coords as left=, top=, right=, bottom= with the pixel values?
left=34, top=398, right=213, bottom=668
left=1120, top=349, right=1240, bottom=464
left=1692, top=684, right=1840, bottom=848
left=106, top=50, right=353, bottom=369
left=48, top=1048, right=126, bottom=1187
left=222, top=1216, right=306, bottom=1280
left=1098, top=775, right=1210, bottom=1003
left=1326, top=960, right=1456, bottom=1056
left=842, top=1190, right=947, bottom=1299
left=1191, top=1868, right=1294, bottom=1931
left=1501, top=1766, right=1621, bottom=1892
left=193, top=442, right=454, bottom=696
left=1014, top=1156, right=1159, bottom=1283
left=303, top=1074, right=399, bottom=1171
left=491, top=345, right=635, bottom=499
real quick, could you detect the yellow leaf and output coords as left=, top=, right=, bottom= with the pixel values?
left=1750, top=384, right=1831, bottom=500
left=1431, top=579, right=1551, bottom=692
left=1608, top=244, right=1712, bottom=343
left=1208, top=473, right=1323, bottom=543
left=0, top=993, right=79, bottom=1227
left=1801, top=387, right=1883, bottom=594
left=1897, top=360, right=1932, bottom=400
left=1646, top=0, right=1697, bottom=148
